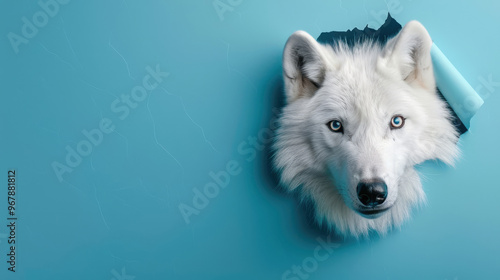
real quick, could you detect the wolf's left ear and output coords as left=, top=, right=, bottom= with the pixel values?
left=282, top=31, right=331, bottom=103
left=385, top=21, right=435, bottom=91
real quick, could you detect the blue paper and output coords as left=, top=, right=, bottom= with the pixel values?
left=431, top=43, right=484, bottom=129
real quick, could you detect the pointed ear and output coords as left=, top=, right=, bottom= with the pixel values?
left=282, top=31, right=330, bottom=103
left=385, top=21, right=435, bottom=91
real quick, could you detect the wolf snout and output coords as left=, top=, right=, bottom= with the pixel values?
left=356, top=179, right=388, bottom=207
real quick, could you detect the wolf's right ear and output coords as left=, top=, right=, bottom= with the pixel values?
left=282, top=31, right=330, bottom=103
left=384, top=21, right=435, bottom=91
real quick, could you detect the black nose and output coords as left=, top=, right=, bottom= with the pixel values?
left=357, top=180, right=388, bottom=207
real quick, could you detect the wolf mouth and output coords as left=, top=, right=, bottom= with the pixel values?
left=357, top=207, right=390, bottom=218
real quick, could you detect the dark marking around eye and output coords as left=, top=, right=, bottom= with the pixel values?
left=390, top=115, right=405, bottom=129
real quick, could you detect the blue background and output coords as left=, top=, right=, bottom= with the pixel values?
left=1, top=0, right=499, bottom=279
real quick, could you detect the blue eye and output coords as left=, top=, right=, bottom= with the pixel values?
left=390, top=115, right=405, bottom=129
left=327, top=120, right=343, bottom=133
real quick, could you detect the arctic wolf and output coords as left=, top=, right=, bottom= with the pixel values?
left=273, top=21, right=459, bottom=237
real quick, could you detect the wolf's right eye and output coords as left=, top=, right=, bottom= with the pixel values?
left=327, top=120, right=343, bottom=133
left=390, top=115, right=405, bottom=129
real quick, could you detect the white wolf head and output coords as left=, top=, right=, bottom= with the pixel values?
left=273, top=21, right=459, bottom=237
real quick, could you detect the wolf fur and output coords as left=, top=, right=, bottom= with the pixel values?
left=273, top=21, right=459, bottom=237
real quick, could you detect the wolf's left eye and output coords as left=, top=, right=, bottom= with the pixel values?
left=327, top=120, right=343, bottom=133
left=390, top=115, right=405, bottom=129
